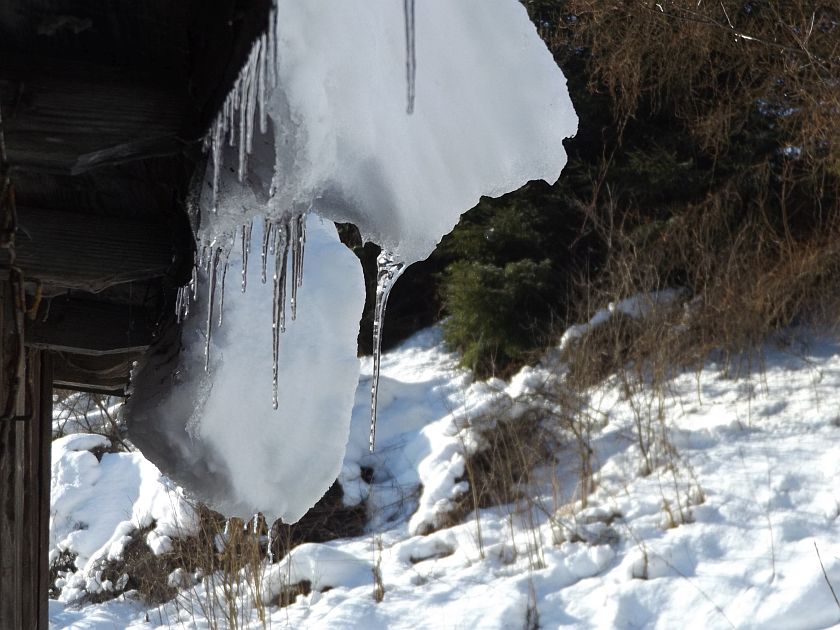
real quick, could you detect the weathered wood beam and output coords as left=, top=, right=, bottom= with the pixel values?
left=21, top=351, right=51, bottom=629
left=15, top=206, right=173, bottom=292
left=1, top=294, right=50, bottom=629
left=0, top=55, right=190, bottom=174
left=0, top=279, right=22, bottom=630
left=26, top=298, right=153, bottom=356
left=52, top=351, right=137, bottom=396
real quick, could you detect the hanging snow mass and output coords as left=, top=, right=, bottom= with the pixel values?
left=127, top=0, right=577, bottom=523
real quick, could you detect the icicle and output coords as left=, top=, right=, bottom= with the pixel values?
left=244, top=39, right=261, bottom=157
left=228, top=86, right=238, bottom=149
left=210, top=118, right=224, bottom=213
left=404, top=0, right=417, bottom=114
left=290, top=212, right=306, bottom=320
left=296, top=213, right=306, bottom=289
left=175, top=286, right=185, bottom=322
left=204, top=247, right=222, bottom=371
left=241, top=220, right=253, bottom=292
left=190, top=256, right=199, bottom=301
left=257, top=34, right=269, bottom=135
left=271, top=218, right=290, bottom=410
left=267, top=523, right=275, bottom=564
left=267, top=7, right=279, bottom=90
left=218, top=257, right=229, bottom=328
left=369, top=250, right=405, bottom=452
left=198, top=243, right=209, bottom=272
left=260, top=220, right=274, bottom=284
left=237, top=65, right=251, bottom=182
left=276, top=220, right=290, bottom=335
left=176, top=282, right=194, bottom=323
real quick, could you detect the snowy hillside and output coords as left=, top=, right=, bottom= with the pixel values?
left=49, top=327, right=840, bottom=629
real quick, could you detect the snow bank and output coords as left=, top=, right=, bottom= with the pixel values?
left=52, top=329, right=840, bottom=629
left=50, top=434, right=197, bottom=602
left=128, top=0, right=576, bottom=523
left=559, top=289, right=686, bottom=351
left=262, top=543, right=372, bottom=600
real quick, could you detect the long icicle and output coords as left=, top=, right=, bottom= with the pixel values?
left=218, top=253, right=229, bottom=327
left=210, top=117, right=223, bottom=213
left=271, top=217, right=290, bottom=409
left=175, top=286, right=187, bottom=322
left=261, top=220, right=273, bottom=284
left=404, top=0, right=416, bottom=114
left=241, top=219, right=253, bottom=292
left=245, top=38, right=262, bottom=156
left=290, top=213, right=306, bottom=321
left=257, top=33, right=269, bottom=135
left=369, top=250, right=405, bottom=452
left=237, top=48, right=256, bottom=182
left=205, top=247, right=222, bottom=371
left=190, top=252, right=199, bottom=301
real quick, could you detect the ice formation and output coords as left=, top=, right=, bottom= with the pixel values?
left=127, top=0, right=577, bottom=522
left=129, top=217, right=364, bottom=522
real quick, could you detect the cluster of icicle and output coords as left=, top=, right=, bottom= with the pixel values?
left=175, top=212, right=307, bottom=411
left=175, top=1, right=417, bottom=450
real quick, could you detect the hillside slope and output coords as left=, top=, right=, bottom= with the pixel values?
left=50, top=327, right=840, bottom=629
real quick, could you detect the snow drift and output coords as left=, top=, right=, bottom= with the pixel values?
left=127, top=0, right=577, bottom=522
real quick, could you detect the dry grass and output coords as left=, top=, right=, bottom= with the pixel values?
left=55, top=480, right=366, bottom=627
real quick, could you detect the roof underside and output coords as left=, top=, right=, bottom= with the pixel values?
left=1, top=0, right=271, bottom=393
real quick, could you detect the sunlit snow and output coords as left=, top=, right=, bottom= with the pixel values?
left=53, top=327, right=840, bottom=628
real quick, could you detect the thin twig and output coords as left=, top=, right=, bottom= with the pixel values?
left=814, top=541, right=840, bottom=613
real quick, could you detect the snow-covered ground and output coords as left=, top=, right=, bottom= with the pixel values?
left=49, top=327, right=840, bottom=629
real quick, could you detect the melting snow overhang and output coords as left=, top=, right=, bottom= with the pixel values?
left=125, top=0, right=577, bottom=523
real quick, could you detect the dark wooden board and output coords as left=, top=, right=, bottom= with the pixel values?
left=15, top=206, right=174, bottom=292
left=26, top=297, right=153, bottom=355
left=0, top=56, right=189, bottom=173
left=52, top=351, right=137, bottom=395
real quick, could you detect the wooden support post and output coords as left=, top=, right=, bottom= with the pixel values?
left=22, top=350, right=51, bottom=628
left=0, top=277, right=51, bottom=629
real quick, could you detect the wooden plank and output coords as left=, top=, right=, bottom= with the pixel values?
left=0, top=279, right=24, bottom=629
left=0, top=351, right=53, bottom=629
left=0, top=422, right=24, bottom=628
left=0, top=55, right=189, bottom=173
left=0, top=1, right=194, bottom=83
left=20, top=350, right=51, bottom=629
left=26, top=298, right=153, bottom=356
left=52, top=351, right=138, bottom=396
left=37, top=352, right=51, bottom=628
left=15, top=206, right=174, bottom=292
